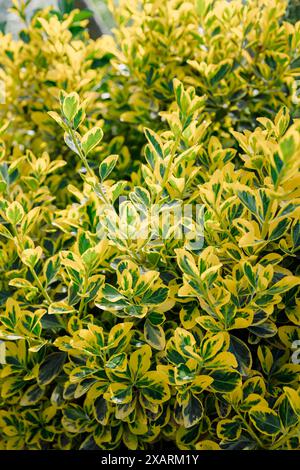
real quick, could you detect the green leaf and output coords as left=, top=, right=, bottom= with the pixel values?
left=105, top=352, right=127, bottom=371
left=200, top=332, right=227, bottom=361
left=9, top=278, right=36, bottom=291
left=269, top=219, right=290, bottom=241
left=243, top=262, right=256, bottom=288
left=0, top=340, right=5, bottom=366
left=38, top=352, right=67, bottom=386
left=62, top=404, right=91, bottom=432
left=70, top=365, right=98, bottom=382
left=64, top=131, right=81, bottom=155
left=73, top=107, right=86, bottom=129
left=141, top=287, right=169, bottom=305
left=217, top=418, right=242, bottom=441
left=93, top=396, right=109, bottom=425
left=267, top=276, right=300, bottom=295
left=0, top=224, right=13, bottom=240
left=48, top=301, right=75, bottom=315
left=229, top=335, right=252, bottom=375
left=129, top=345, right=151, bottom=379
left=109, top=383, right=133, bottom=404
left=280, top=134, right=295, bottom=161
left=249, top=406, right=282, bottom=435
left=278, top=396, right=298, bottom=430
left=182, top=393, right=204, bottom=428
left=129, top=186, right=151, bottom=208
left=283, top=387, right=300, bottom=416
left=176, top=423, right=202, bottom=447
left=137, top=371, right=170, bottom=404
left=81, top=127, right=103, bottom=155
left=106, top=322, right=133, bottom=355
left=6, top=201, right=24, bottom=225
left=99, top=154, right=118, bottom=182
left=19, top=309, right=45, bottom=337
left=195, top=440, right=221, bottom=450
left=249, top=320, right=277, bottom=338
left=176, top=248, right=198, bottom=278
left=196, top=0, right=207, bottom=16
left=44, top=256, right=61, bottom=286
left=272, top=364, right=300, bottom=384
left=210, top=61, right=231, bottom=86
left=175, top=363, right=195, bottom=383
left=147, top=311, right=165, bottom=325
left=257, top=345, right=273, bottom=375
left=209, top=369, right=241, bottom=393
left=20, top=384, right=44, bottom=406
left=62, top=92, right=80, bottom=121
left=237, top=190, right=257, bottom=215
left=144, top=319, right=165, bottom=351
left=72, top=325, right=105, bottom=355
left=240, top=393, right=268, bottom=412
left=271, top=151, right=284, bottom=186
left=48, top=111, right=69, bottom=131
left=100, top=284, right=126, bottom=302
left=196, top=315, right=222, bottom=333
left=174, top=328, right=198, bottom=360
left=144, top=128, right=164, bottom=159
left=21, top=246, right=43, bottom=268
left=166, top=337, right=186, bottom=365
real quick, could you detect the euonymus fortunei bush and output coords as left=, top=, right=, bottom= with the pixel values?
left=0, top=0, right=299, bottom=450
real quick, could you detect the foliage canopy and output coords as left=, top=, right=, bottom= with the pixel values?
left=0, top=0, right=299, bottom=450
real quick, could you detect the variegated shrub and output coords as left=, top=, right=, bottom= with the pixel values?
left=0, top=0, right=299, bottom=451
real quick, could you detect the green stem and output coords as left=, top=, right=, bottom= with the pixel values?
left=269, top=425, right=299, bottom=450
left=235, top=409, right=265, bottom=449
left=160, top=133, right=181, bottom=194
left=78, top=275, right=88, bottom=317
left=69, top=126, right=94, bottom=178
left=29, top=267, right=52, bottom=304
left=261, top=197, right=274, bottom=239
left=68, top=126, right=110, bottom=206
left=216, top=209, right=237, bottom=245
left=12, top=227, right=51, bottom=305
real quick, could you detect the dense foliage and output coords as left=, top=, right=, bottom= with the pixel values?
left=0, top=0, right=299, bottom=450
left=286, top=0, right=300, bottom=23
